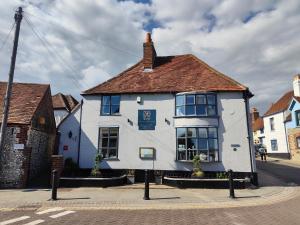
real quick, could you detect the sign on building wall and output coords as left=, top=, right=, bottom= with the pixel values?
left=139, top=147, right=156, bottom=160
left=138, top=110, right=156, bottom=130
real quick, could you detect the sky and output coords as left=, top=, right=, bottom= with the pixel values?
left=0, top=0, right=300, bottom=114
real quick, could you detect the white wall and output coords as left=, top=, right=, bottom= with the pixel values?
left=58, top=106, right=81, bottom=163
left=79, top=92, right=254, bottom=173
left=54, top=109, right=69, bottom=126
left=263, top=112, right=289, bottom=154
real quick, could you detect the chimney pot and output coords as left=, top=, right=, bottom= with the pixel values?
left=143, top=32, right=156, bottom=70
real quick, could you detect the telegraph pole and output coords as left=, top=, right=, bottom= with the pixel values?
left=0, top=7, right=23, bottom=152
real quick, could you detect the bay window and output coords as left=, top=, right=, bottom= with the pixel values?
left=176, top=93, right=217, bottom=116
left=176, top=127, right=219, bottom=162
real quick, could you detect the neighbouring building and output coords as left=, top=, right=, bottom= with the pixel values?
left=251, top=108, right=265, bottom=145
left=58, top=33, right=256, bottom=182
left=0, top=82, right=56, bottom=188
left=52, top=93, right=78, bottom=126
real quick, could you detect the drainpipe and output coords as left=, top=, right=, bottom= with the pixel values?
left=77, top=100, right=83, bottom=166
left=243, top=90, right=255, bottom=183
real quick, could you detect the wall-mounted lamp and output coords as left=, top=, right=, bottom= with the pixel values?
left=127, top=118, right=133, bottom=126
left=68, top=131, right=73, bottom=139
left=165, top=118, right=170, bottom=125
left=137, top=96, right=142, bottom=104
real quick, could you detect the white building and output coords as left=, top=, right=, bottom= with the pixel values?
left=262, top=75, right=300, bottom=159
left=58, top=33, right=256, bottom=182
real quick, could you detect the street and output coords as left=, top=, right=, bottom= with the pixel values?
left=0, top=159, right=300, bottom=225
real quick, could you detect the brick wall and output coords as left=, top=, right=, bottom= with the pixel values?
left=288, top=128, right=300, bottom=160
left=51, top=155, right=64, bottom=184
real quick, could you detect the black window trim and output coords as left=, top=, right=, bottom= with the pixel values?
left=98, top=127, right=119, bottom=160
left=175, top=92, right=218, bottom=117
left=176, top=126, right=220, bottom=162
left=295, top=110, right=300, bottom=126
left=100, top=95, right=121, bottom=116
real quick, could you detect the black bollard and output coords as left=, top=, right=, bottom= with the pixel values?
left=51, top=169, right=58, bottom=200
left=228, top=169, right=235, bottom=198
left=144, top=169, right=150, bottom=200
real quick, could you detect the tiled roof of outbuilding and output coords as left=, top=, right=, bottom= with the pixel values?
left=0, top=82, right=50, bottom=124
left=52, top=93, right=78, bottom=111
left=82, top=54, right=248, bottom=95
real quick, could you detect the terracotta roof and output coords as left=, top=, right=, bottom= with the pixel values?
left=252, top=117, right=264, bottom=131
left=0, top=82, right=50, bottom=124
left=264, top=91, right=294, bottom=116
left=82, top=54, right=248, bottom=95
left=52, top=93, right=78, bottom=111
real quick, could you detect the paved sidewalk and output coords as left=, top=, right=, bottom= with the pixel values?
left=0, top=170, right=299, bottom=211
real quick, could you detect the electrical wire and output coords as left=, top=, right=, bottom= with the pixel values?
left=0, top=22, right=16, bottom=51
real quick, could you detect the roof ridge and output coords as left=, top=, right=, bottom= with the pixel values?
left=0, top=81, right=50, bottom=86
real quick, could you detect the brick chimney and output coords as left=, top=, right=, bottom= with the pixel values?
left=251, top=108, right=259, bottom=123
left=143, top=32, right=156, bottom=70
left=293, top=74, right=300, bottom=97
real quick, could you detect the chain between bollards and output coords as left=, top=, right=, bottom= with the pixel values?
left=228, top=169, right=235, bottom=198
left=144, top=169, right=150, bottom=200
left=51, top=169, right=58, bottom=201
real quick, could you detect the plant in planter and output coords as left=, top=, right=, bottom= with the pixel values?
left=63, top=158, right=79, bottom=177
left=126, top=169, right=135, bottom=184
left=90, top=153, right=103, bottom=178
left=191, top=155, right=204, bottom=178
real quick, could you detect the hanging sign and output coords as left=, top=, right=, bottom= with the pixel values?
left=138, top=110, right=156, bottom=130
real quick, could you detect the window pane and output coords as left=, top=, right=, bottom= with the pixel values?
left=101, top=128, right=109, bottom=137
left=196, top=105, right=206, bottom=115
left=109, top=138, right=117, bottom=148
left=177, top=128, right=186, bottom=138
left=207, top=95, right=216, bottom=105
left=199, top=139, right=208, bottom=150
left=199, top=151, right=208, bottom=161
left=187, top=138, right=197, bottom=149
left=208, top=128, right=217, bottom=138
left=178, top=150, right=186, bottom=160
left=102, top=96, right=110, bottom=105
left=109, top=128, right=118, bottom=137
left=177, top=138, right=186, bottom=150
left=209, top=139, right=218, bottom=150
left=101, top=105, right=110, bottom=115
left=187, top=150, right=197, bottom=160
left=176, top=95, right=185, bottom=106
left=100, top=148, right=108, bottom=158
left=176, top=106, right=185, bottom=116
left=186, top=105, right=196, bottom=115
left=108, top=149, right=117, bottom=158
left=111, top=105, right=120, bottom=114
left=187, top=128, right=197, bottom=137
left=198, top=128, right=207, bottom=138
left=196, top=95, right=206, bottom=104
left=209, top=151, right=218, bottom=162
left=101, top=138, right=108, bottom=147
left=111, top=95, right=120, bottom=105
left=207, top=105, right=216, bottom=116
left=186, top=95, right=195, bottom=105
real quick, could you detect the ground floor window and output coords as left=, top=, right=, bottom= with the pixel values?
left=271, top=139, right=278, bottom=151
left=296, top=137, right=300, bottom=149
left=98, top=127, right=119, bottom=159
left=176, top=127, right=218, bottom=162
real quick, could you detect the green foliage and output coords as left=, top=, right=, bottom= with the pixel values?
left=216, top=172, right=228, bottom=179
left=192, top=155, right=204, bottom=178
left=90, top=153, right=103, bottom=177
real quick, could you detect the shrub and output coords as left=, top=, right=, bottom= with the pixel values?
left=90, top=153, right=103, bottom=177
left=192, top=155, right=204, bottom=178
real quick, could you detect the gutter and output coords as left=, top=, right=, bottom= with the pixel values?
left=77, top=99, right=83, bottom=166
left=283, top=112, right=291, bottom=159
left=243, top=91, right=255, bottom=180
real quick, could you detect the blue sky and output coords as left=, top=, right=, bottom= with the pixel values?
left=0, top=0, right=300, bottom=114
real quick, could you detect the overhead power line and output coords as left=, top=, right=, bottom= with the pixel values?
left=0, top=22, right=16, bottom=51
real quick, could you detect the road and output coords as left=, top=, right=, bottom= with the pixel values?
left=0, top=160, right=300, bottom=225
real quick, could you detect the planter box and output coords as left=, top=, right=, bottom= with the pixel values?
left=127, top=175, right=135, bottom=184
left=155, top=176, right=162, bottom=185
left=59, top=175, right=127, bottom=187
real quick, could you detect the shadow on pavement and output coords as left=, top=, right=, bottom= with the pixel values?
left=57, top=197, right=91, bottom=200
left=235, top=195, right=261, bottom=199
left=149, top=197, right=181, bottom=200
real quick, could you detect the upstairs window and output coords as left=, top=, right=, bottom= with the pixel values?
left=270, top=117, right=275, bottom=131
left=176, top=93, right=217, bottom=116
left=101, top=95, right=120, bottom=115
left=295, top=111, right=300, bottom=126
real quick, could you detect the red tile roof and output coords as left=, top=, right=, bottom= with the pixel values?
left=264, top=91, right=294, bottom=116
left=0, top=82, right=50, bottom=124
left=82, top=54, right=248, bottom=95
left=52, top=93, right=78, bottom=111
left=252, top=117, right=264, bottom=131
